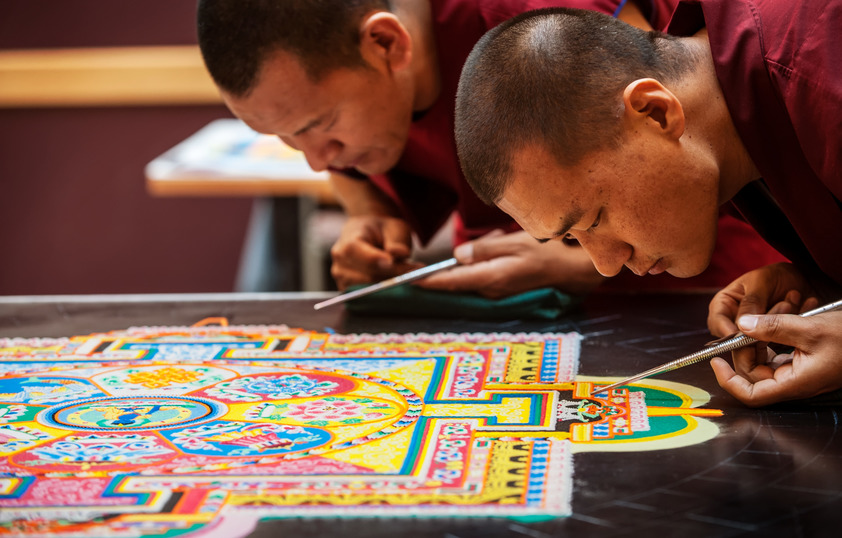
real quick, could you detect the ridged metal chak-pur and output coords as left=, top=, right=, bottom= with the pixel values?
left=590, top=298, right=842, bottom=396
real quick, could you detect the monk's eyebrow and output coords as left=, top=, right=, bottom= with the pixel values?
left=536, top=207, right=584, bottom=244
left=294, top=114, right=326, bottom=136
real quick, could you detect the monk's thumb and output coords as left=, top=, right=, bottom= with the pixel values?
left=737, top=313, right=812, bottom=349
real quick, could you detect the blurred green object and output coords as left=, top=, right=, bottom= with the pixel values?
left=344, top=285, right=580, bottom=320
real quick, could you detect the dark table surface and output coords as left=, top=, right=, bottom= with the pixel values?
left=1, top=291, right=839, bottom=537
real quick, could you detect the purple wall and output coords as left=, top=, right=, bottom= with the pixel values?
left=0, top=1, right=202, bottom=49
left=0, top=1, right=253, bottom=295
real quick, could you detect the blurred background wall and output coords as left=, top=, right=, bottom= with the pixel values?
left=0, top=0, right=252, bottom=295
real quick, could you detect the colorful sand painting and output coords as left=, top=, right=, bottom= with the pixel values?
left=0, top=319, right=721, bottom=536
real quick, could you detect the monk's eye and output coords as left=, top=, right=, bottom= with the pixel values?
left=588, top=210, right=602, bottom=231
left=561, top=234, right=579, bottom=246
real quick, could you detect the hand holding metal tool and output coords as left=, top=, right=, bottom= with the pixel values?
left=589, top=298, right=842, bottom=396
left=314, top=257, right=459, bottom=310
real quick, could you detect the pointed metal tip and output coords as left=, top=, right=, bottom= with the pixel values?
left=313, top=296, right=342, bottom=310
left=587, top=380, right=628, bottom=397
left=587, top=386, right=605, bottom=398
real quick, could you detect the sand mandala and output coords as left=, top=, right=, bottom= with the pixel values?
left=0, top=318, right=722, bottom=536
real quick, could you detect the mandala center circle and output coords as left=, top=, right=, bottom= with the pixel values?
left=41, top=396, right=227, bottom=431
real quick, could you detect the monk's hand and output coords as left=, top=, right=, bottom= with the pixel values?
left=710, top=309, right=842, bottom=407
left=329, top=215, right=422, bottom=290
left=707, top=262, right=820, bottom=383
left=417, top=230, right=604, bottom=299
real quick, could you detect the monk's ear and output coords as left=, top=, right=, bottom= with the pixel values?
left=622, top=78, right=685, bottom=140
left=359, top=12, right=412, bottom=72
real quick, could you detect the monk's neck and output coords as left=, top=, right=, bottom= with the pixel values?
left=683, top=29, right=761, bottom=203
